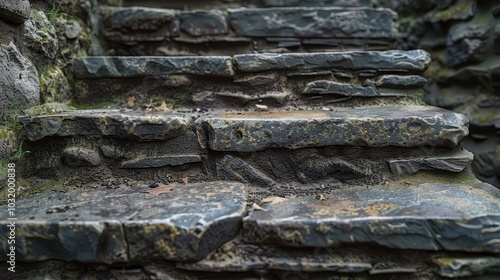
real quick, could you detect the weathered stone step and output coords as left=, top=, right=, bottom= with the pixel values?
left=0, top=181, right=246, bottom=263
left=242, top=182, right=500, bottom=253
left=74, top=50, right=430, bottom=79
left=101, top=6, right=396, bottom=44
left=199, top=105, right=468, bottom=152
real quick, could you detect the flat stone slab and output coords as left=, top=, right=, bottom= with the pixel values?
left=243, top=183, right=500, bottom=252
left=303, top=80, right=406, bottom=97
left=250, top=0, right=373, bottom=7
left=0, top=0, right=30, bottom=24
left=433, top=255, right=500, bottom=278
left=19, top=110, right=196, bottom=141
left=120, top=155, right=202, bottom=169
left=73, top=56, right=234, bottom=79
left=228, top=7, right=397, bottom=40
left=388, top=149, right=474, bottom=175
left=199, top=106, right=469, bottom=152
left=234, top=50, right=431, bottom=73
left=0, top=182, right=246, bottom=263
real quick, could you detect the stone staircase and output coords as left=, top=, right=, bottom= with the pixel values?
left=2, top=1, right=500, bottom=279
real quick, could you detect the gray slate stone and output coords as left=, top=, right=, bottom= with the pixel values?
left=388, top=149, right=473, bottom=175
left=426, top=1, right=476, bottom=23
left=121, top=155, right=202, bottom=168
left=0, top=0, right=30, bottom=24
left=303, top=80, right=385, bottom=97
left=19, top=110, right=195, bottom=141
left=243, top=183, right=500, bottom=252
left=249, top=0, right=372, bottom=7
left=367, top=75, right=428, bottom=89
left=179, top=240, right=425, bottom=274
left=199, top=106, right=469, bottom=152
left=64, top=21, right=81, bottom=40
left=0, top=42, right=40, bottom=112
left=494, top=25, right=500, bottom=55
left=73, top=56, right=234, bottom=78
left=180, top=10, right=228, bottom=36
left=234, top=50, right=431, bottom=73
left=101, top=7, right=179, bottom=41
left=447, top=24, right=489, bottom=67
left=0, top=182, right=246, bottom=262
left=228, top=7, right=397, bottom=41
left=216, top=155, right=276, bottom=187
left=62, top=147, right=102, bottom=167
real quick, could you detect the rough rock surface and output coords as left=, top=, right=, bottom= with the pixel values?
left=388, top=149, right=474, bottom=175
left=367, top=75, right=428, bottom=89
left=243, top=183, right=500, bottom=252
left=0, top=182, right=247, bottom=262
left=23, top=10, right=58, bottom=59
left=0, top=0, right=30, bottom=24
left=228, top=7, right=397, bottom=40
left=73, top=56, right=234, bottom=78
left=234, top=50, right=431, bottom=73
left=180, top=10, right=228, bottom=36
left=19, top=110, right=196, bottom=141
left=121, top=155, right=202, bottom=168
left=62, top=147, right=102, bottom=167
left=199, top=106, right=469, bottom=152
left=0, top=42, right=40, bottom=112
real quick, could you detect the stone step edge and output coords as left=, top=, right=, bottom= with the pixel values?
left=18, top=106, right=468, bottom=150
left=73, top=50, right=431, bottom=79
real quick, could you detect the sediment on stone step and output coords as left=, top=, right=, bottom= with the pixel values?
left=0, top=181, right=247, bottom=263
left=242, top=182, right=500, bottom=253
left=100, top=6, right=396, bottom=55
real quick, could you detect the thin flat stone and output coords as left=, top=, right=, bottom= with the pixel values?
left=250, top=0, right=373, bottom=7
left=367, top=75, right=428, bottom=89
left=120, top=155, right=202, bottom=169
left=0, top=182, right=246, bottom=263
left=0, top=0, right=30, bottom=24
left=243, top=183, right=500, bottom=252
left=388, top=149, right=474, bottom=175
left=433, top=255, right=500, bottom=278
left=228, top=7, right=397, bottom=40
left=304, top=80, right=405, bottom=97
left=73, top=56, right=234, bottom=78
left=179, top=240, right=426, bottom=274
left=234, top=50, right=430, bottom=73
left=19, top=111, right=196, bottom=142
left=199, top=106, right=469, bottom=152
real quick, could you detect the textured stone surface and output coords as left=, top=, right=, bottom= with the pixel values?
left=447, top=24, right=489, bottom=67
left=234, top=50, right=431, bottom=73
left=73, top=56, right=234, bottom=78
left=0, top=182, right=246, bottom=262
left=0, top=42, right=40, bottom=112
left=19, top=110, right=196, bottom=141
left=121, top=155, right=202, bottom=168
left=243, top=183, right=500, bottom=252
left=62, top=147, right=103, bottom=167
left=388, top=149, right=474, bottom=175
left=180, top=240, right=427, bottom=274
left=101, top=6, right=179, bottom=41
left=23, top=10, right=58, bottom=60
left=494, top=25, right=500, bottom=55
left=250, top=0, right=373, bottom=7
left=367, top=75, right=428, bottom=89
left=304, top=80, right=386, bottom=97
left=433, top=255, right=500, bottom=278
left=180, top=10, right=228, bottom=36
left=0, top=0, right=30, bottom=24
left=228, top=7, right=397, bottom=40
left=216, top=155, right=276, bottom=188
left=199, top=106, right=469, bottom=152
left=426, top=1, right=476, bottom=23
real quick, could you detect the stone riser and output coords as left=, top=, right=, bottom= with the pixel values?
left=100, top=6, right=396, bottom=56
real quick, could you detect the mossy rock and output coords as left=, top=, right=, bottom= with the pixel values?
left=38, top=66, right=71, bottom=103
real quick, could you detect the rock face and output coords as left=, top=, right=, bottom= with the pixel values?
left=0, top=42, right=40, bottom=112
left=62, top=147, right=102, bottom=167
left=180, top=10, right=228, bottom=36
left=0, top=0, right=30, bottom=24
left=24, top=10, right=59, bottom=60
left=388, top=149, right=474, bottom=175
left=243, top=183, right=500, bottom=252
left=228, top=7, right=397, bottom=40
left=0, top=182, right=247, bottom=262
left=199, top=106, right=468, bottom=152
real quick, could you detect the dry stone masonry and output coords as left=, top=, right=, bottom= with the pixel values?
left=1, top=0, right=500, bottom=279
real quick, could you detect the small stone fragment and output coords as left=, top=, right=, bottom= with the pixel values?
left=64, top=21, right=81, bottom=39
left=62, top=147, right=102, bottom=167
